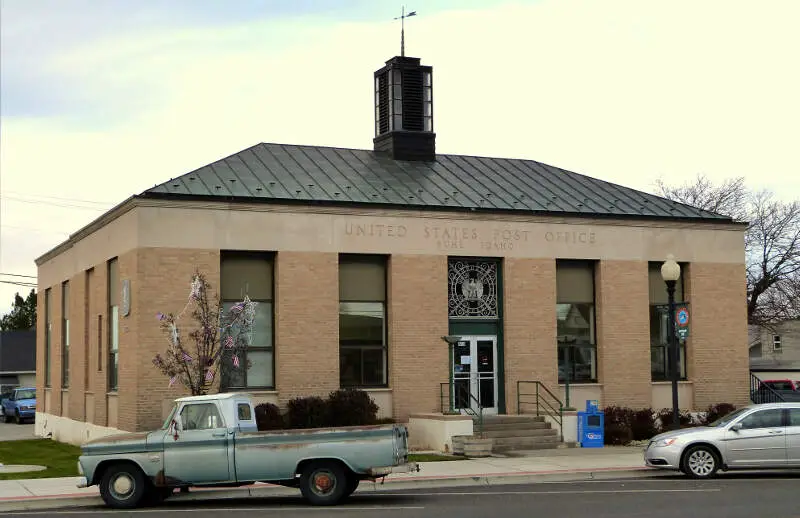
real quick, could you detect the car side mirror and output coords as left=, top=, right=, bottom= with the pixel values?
left=730, top=423, right=742, bottom=432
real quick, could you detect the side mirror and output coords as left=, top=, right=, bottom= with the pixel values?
left=730, top=423, right=742, bottom=432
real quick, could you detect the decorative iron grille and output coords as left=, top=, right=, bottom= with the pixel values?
left=448, top=259, right=498, bottom=319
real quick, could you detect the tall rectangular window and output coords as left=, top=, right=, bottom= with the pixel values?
left=84, top=269, right=93, bottom=389
left=107, top=258, right=119, bottom=391
left=339, top=254, right=387, bottom=388
left=61, top=281, right=70, bottom=388
left=556, top=260, right=597, bottom=383
left=45, top=288, right=52, bottom=387
left=220, top=252, right=275, bottom=390
left=649, top=262, right=687, bottom=381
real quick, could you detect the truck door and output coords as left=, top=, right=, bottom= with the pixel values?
left=163, top=401, right=233, bottom=484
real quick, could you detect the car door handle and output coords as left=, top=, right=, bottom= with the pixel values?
left=212, top=431, right=226, bottom=438
left=768, top=430, right=784, bottom=434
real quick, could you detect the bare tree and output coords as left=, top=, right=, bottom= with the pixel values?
left=152, top=270, right=256, bottom=395
left=655, top=174, right=800, bottom=327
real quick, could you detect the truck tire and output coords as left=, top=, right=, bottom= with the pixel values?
left=343, top=477, right=360, bottom=499
left=298, top=460, right=349, bottom=506
left=99, top=463, right=147, bottom=509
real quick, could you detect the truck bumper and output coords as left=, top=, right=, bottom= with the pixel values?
left=76, top=477, right=88, bottom=489
left=366, top=462, right=420, bottom=477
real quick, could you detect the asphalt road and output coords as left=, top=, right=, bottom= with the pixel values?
left=4, top=475, right=800, bottom=518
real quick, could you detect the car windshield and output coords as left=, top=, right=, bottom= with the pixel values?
left=707, top=407, right=748, bottom=427
left=15, top=389, right=35, bottom=400
left=161, top=404, right=178, bottom=430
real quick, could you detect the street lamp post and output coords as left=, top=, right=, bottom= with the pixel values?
left=660, top=255, right=681, bottom=430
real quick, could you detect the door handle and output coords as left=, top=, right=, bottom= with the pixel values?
left=768, top=430, right=783, bottom=434
left=212, top=431, right=226, bottom=438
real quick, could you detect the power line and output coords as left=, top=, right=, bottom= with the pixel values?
left=1, top=224, right=72, bottom=235
left=1, top=190, right=116, bottom=206
left=0, top=273, right=37, bottom=279
left=0, top=280, right=37, bottom=288
left=1, top=195, right=110, bottom=211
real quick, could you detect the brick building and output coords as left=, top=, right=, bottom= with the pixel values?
left=34, top=55, right=750, bottom=444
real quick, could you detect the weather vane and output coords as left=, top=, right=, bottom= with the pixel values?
left=394, top=6, right=417, bottom=57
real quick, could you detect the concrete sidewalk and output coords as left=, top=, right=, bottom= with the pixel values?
left=0, top=446, right=658, bottom=511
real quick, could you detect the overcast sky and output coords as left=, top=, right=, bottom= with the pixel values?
left=1, top=0, right=799, bottom=315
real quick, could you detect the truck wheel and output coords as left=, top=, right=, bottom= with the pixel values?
left=299, top=461, right=349, bottom=506
left=343, top=477, right=360, bottom=499
left=99, top=463, right=147, bottom=509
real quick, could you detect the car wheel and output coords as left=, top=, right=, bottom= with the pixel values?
left=99, top=463, right=147, bottom=509
left=15, top=411, right=22, bottom=425
left=298, top=461, right=349, bottom=506
left=681, top=445, right=720, bottom=479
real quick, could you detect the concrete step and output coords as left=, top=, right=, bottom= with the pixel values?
left=490, top=436, right=561, bottom=451
left=482, top=428, right=558, bottom=439
left=479, top=415, right=547, bottom=424
left=480, top=421, right=552, bottom=432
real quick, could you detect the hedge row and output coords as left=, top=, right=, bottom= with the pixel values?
left=253, top=388, right=394, bottom=431
left=602, top=403, right=737, bottom=445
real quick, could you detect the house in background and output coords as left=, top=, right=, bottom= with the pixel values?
left=749, top=319, right=800, bottom=380
left=0, top=330, right=36, bottom=393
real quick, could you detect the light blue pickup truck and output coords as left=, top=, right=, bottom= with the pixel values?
left=77, top=392, right=418, bottom=509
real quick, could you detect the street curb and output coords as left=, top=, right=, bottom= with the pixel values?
left=0, top=467, right=659, bottom=512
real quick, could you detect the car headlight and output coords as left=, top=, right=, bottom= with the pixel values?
left=654, top=438, right=678, bottom=447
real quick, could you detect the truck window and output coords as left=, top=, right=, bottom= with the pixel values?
left=180, top=403, right=224, bottom=430
left=238, top=403, right=252, bottom=421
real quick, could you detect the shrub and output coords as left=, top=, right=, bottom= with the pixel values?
left=698, top=403, right=737, bottom=426
left=326, top=388, right=379, bottom=427
left=604, top=423, right=633, bottom=445
left=286, top=395, right=329, bottom=429
left=630, top=408, right=657, bottom=441
left=655, top=408, right=694, bottom=433
left=254, top=402, right=284, bottom=431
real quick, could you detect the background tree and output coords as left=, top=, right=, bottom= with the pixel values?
left=0, top=289, right=37, bottom=331
left=152, top=270, right=256, bottom=395
left=655, top=174, right=800, bottom=327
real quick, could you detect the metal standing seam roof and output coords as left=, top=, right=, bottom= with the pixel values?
left=141, top=143, right=733, bottom=222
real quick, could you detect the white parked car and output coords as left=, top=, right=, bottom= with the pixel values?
left=644, top=402, right=800, bottom=478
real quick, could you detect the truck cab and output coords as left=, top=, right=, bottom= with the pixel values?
left=1, top=386, right=36, bottom=424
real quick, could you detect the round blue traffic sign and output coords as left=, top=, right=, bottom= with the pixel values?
left=676, top=307, right=689, bottom=327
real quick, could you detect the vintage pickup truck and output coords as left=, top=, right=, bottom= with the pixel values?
left=77, top=392, right=418, bottom=509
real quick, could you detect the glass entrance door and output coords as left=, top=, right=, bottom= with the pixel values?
left=452, top=335, right=498, bottom=415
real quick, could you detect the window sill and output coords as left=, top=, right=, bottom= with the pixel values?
left=341, top=386, right=390, bottom=391
left=651, top=380, right=692, bottom=385
left=558, top=382, right=601, bottom=386
left=106, top=391, right=119, bottom=396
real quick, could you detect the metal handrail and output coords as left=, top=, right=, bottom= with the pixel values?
left=750, top=372, right=786, bottom=404
left=517, top=380, right=564, bottom=442
left=440, top=382, right=485, bottom=438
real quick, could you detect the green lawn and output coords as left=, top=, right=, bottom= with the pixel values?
left=408, top=453, right=465, bottom=462
left=0, top=439, right=81, bottom=480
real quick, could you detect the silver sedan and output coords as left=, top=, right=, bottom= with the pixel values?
left=644, top=402, right=800, bottom=478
